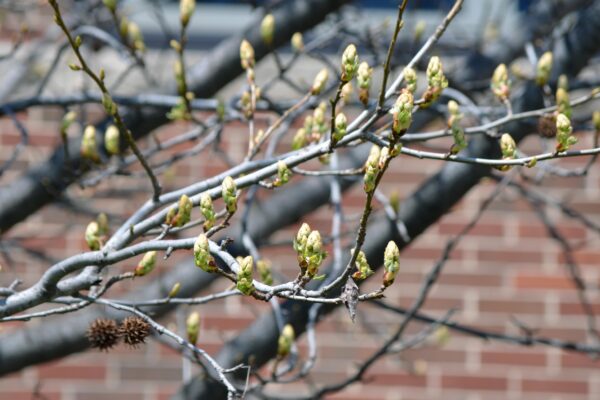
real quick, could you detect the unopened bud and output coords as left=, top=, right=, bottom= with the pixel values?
left=257, top=259, right=273, bottom=285
left=558, top=74, right=569, bottom=91
left=274, top=160, right=291, bottom=187
left=168, top=282, right=181, bottom=298
left=186, top=311, right=200, bottom=345
left=61, top=110, right=77, bottom=133
left=391, top=89, right=414, bottom=134
left=556, top=113, right=576, bottom=151
left=102, top=93, right=117, bottom=115
left=311, top=68, right=329, bottom=95
left=500, top=133, right=517, bottom=159
left=333, top=112, right=347, bottom=143
left=383, top=241, right=400, bottom=287
left=341, top=44, right=358, bottom=82
left=414, top=20, right=426, bottom=41
left=236, top=256, right=254, bottom=295
left=194, top=234, right=217, bottom=272
left=180, top=0, right=196, bottom=28
left=293, top=222, right=311, bottom=256
left=292, top=128, right=307, bottom=150
left=403, top=66, right=417, bottom=94
left=556, top=87, right=571, bottom=119
left=200, top=193, right=215, bottom=231
left=535, top=51, right=553, bottom=86
left=103, top=0, right=117, bottom=12
left=277, top=324, right=295, bottom=359
left=491, top=63, right=510, bottom=101
left=166, top=194, right=193, bottom=227
left=222, top=176, right=237, bottom=214
left=260, top=14, right=275, bottom=46
left=240, top=39, right=255, bottom=70
left=291, top=32, right=304, bottom=52
left=351, top=249, right=373, bottom=280
left=593, top=111, right=600, bottom=132
left=85, top=221, right=101, bottom=250
left=104, top=125, right=120, bottom=155
left=422, top=56, right=447, bottom=107
left=135, top=251, right=157, bottom=277
left=128, top=22, right=145, bottom=52
left=81, top=125, right=99, bottom=162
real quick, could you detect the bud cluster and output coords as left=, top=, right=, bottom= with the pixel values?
left=134, top=251, right=157, bottom=277
left=222, top=176, right=238, bottom=214
left=165, top=194, right=193, bottom=227
left=447, top=100, right=467, bottom=154
left=421, top=56, right=448, bottom=108
left=200, top=193, right=216, bottom=231
left=236, top=255, right=255, bottom=295
left=491, top=64, right=510, bottom=101
left=383, top=240, right=400, bottom=287
left=194, top=234, right=217, bottom=273
left=556, top=113, right=577, bottom=152
left=391, top=89, right=414, bottom=135
left=351, top=248, right=373, bottom=280
left=293, top=223, right=327, bottom=280
left=357, top=61, right=372, bottom=106
left=363, top=144, right=381, bottom=193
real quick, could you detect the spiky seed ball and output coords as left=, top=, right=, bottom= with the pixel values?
left=87, top=319, right=120, bottom=351
left=120, top=316, right=150, bottom=347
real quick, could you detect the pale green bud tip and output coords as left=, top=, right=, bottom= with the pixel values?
left=102, top=0, right=117, bottom=12
left=500, top=133, right=517, bottom=159
left=556, top=113, right=572, bottom=133
left=186, top=311, right=200, bottom=344
left=222, top=176, right=237, bottom=213
left=403, top=66, right=417, bottom=93
left=593, top=111, right=600, bottom=132
left=168, top=282, right=181, bottom=298
left=357, top=61, right=372, bottom=89
left=278, top=324, right=295, bottom=358
left=104, top=125, right=120, bottom=155
left=414, top=20, right=426, bottom=38
left=306, top=230, right=322, bottom=253
left=427, top=56, right=442, bottom=77
left=341, top=44, right=359, bottom=82
left=447, top=100, right=459, bottom=116
left=275, top=160, right=291, bottom=186
left=333, top=112, right=347, bottom=142
left=85, top=221, right=101, bottom=250
left=180, top=0, right=196, bottom=27
left=291, top=32, right=304, bottom=52
left=366, top=144, right=381, bottom=168
left=491, top=63, right=510, bottom=100
left=392, top=89, right=414, bottom=133
left=536, top=51, right=553, bottom=86
left=311, top=68, right=329, bottom=95
left=81, top=125, right=99, bottom=161
left=260, top=14, right=275, bottom=46
left=240, top=39, right=255, bottom=70
left=135, top=251, right=157, bottom=276
left=62, top=111, right=77, bottom=131
left=296, top=222, right=311, bottom=243
left=383, top=241, right=400, bottom=287
left=236, top=256, right=254, bottom=295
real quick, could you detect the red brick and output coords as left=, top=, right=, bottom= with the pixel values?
left=513, top=274, right=575, bottom=290
left=521, top=378, right=588, bottom=394
left=441, top=374, right=507, bottom=391
left=38, top=364, right=106, bottom=381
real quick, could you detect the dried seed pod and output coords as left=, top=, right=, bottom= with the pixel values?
left=87, top=319, right=120, bottom=351
left=120, top=316, right=150, bottom=347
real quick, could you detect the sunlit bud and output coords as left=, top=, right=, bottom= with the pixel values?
left=200, top=193, right=215, bottom=231
left=403, top=67, right=417, bottom=94
left=74, top=35, right=82, bottom=49
left=341, top=81, right=353, bottom=103
left=556, top=87, right=571, bottom=119
left=85, top=221, right=102, bottom=250
left=274, top=160, right=291, bottom=187
left=391, top=89, right=414, bottom=134
left=222, top=176, right=238, bottom=214
left=447, top=101, right=466, bottom=154
left=134, top=251, right=157, bottom=277
left=291, top=32, right=304, bottom=53
left=556, top=113, right=577, bottom=152
left=260, top=14, right=275, bottom=46
left=102, top=93, right=117, bottom=115
left=104, top=125, right=120, bottom=155
left=341, top=44, right=358, bottom=82
left=293, top=222, right=311, bottom=255
left=414, top=20, right=426, bottom=41
left=128, top=22, right=145, bottom=52
left=277, top=324, right=295, bottom=359
left=119, top=17, right=129, bottom=38
left=357, top=61, right=372, bottom=89
left=291, top=128, right=307, bottom=150
left=186, top=311, right=200, bottom=345
left=389, top=191, right=400, bottom=213
left=236, top=256, right=255, bottom=295
left=68, top=63, right=81, bottom=71
left=180, top=0, right=196, bottom=28
left=166, top=194, right=193, bottom=227
left=99, top=68, right=106, bottom=82
left=593, top=111, right=600, bottom=132
left=447, top=100, right=459, bottom=116
left=81, top=125, right=99, bottom=162
left=239, top=39, right=255, bottom=70
left=434, top=326, right=451, bottom=347
left=383, top=241, right=400, bottom=287
left=305, top=230, right=326, bottom=278
left=491, top=63, right=510, bottom=101
left=168, top=282, right=181, bottom=298
left=364, top=145, right=380, bottom=193
left=311, top=68, right=329, bottom=95
left=558, top=74, right=569, bottom=91
left=535, top=51, right=553, bottom=86
left=103, top=0, right=117, bottom=12
left=257, top=259, right=273, bottom=285
left=170, top=39, right=181, bottom=52
left=333, top=112, right=347, bottom=143
left=422, top=56, right=448, bottom=107
left=500, top=133, right=517, bottom=159
left=351, top=248, right=373, bottom=280
left=61, top=110, right=77, bottom=133
left=194, top=234, right=217, bottom=273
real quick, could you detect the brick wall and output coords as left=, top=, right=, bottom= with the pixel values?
left=2, top=99, right=600, bottom=400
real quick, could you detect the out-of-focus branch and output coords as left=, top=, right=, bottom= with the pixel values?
left=0, top=0, right=350, bottom=233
